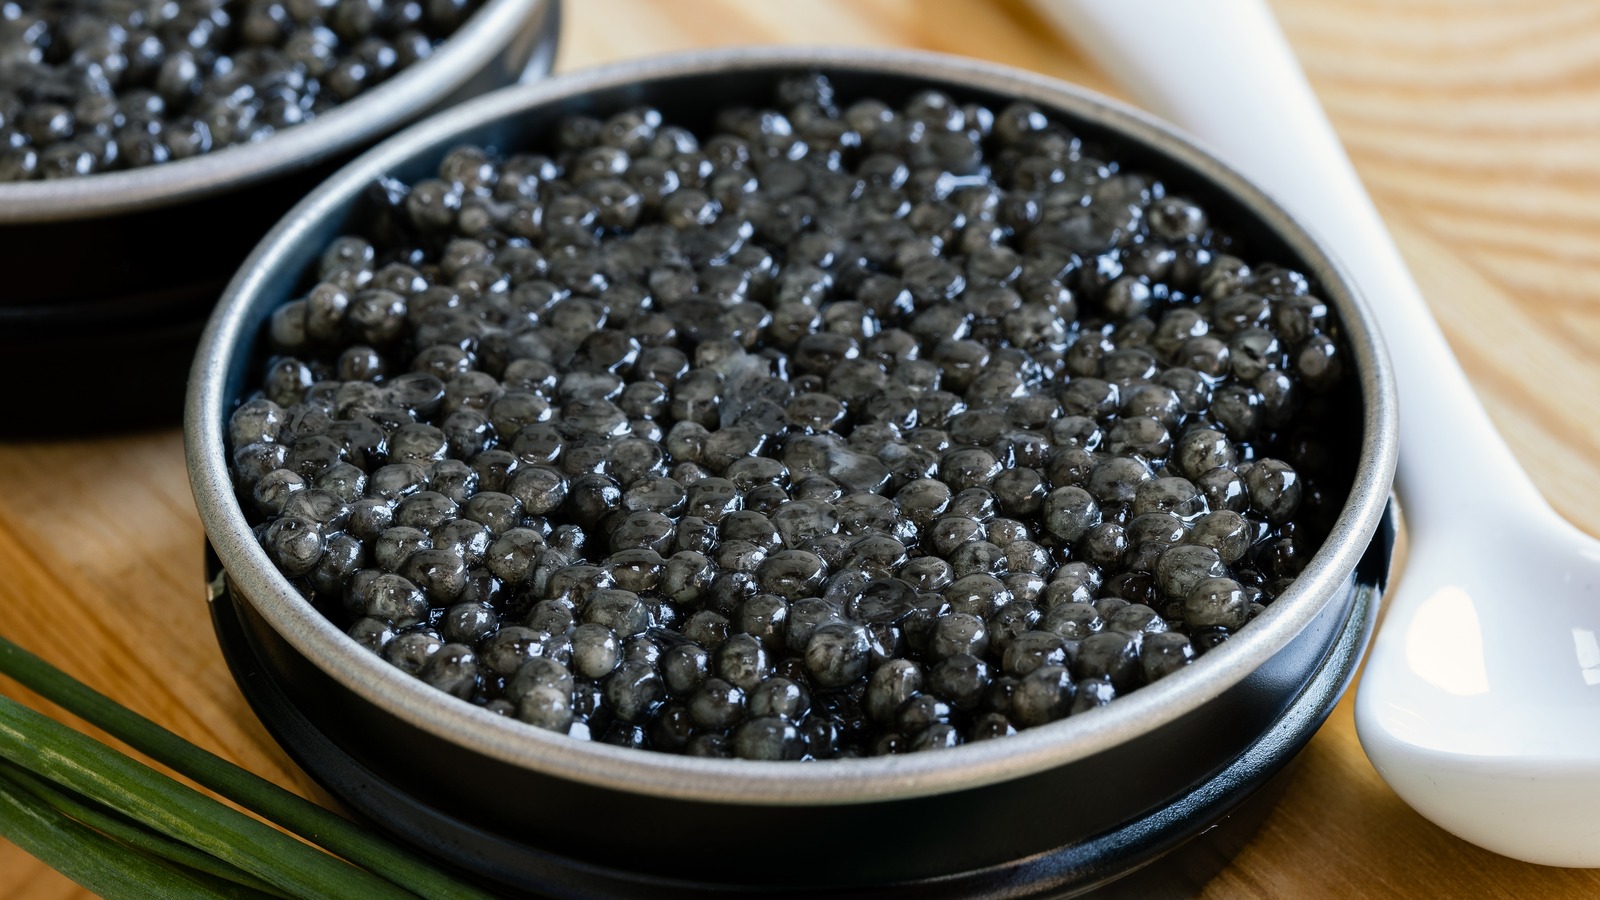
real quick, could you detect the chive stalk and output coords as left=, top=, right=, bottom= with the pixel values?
left=0, top=693, right=416, bottom=900
left=0, top=759, right=290, bottom=899
left=0, top=636, right=493, bottom=900
left=0, top=763, right=251, bottom=900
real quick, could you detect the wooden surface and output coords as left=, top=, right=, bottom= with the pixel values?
left=5, top=0, right=1600, bottom=896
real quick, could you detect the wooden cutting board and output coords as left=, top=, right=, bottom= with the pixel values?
left=6, top=1, right=1600, bottom=895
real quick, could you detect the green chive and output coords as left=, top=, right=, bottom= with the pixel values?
left=0, top=636, right=493, bottom=900
left=0, top=763, right=246, bottom=900
left=0, top=693, right=415, bottom=900
left=0, top=759, right=291, bottom=900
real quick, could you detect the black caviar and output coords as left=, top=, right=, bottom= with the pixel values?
left=228, top=74, right=1355, bottom=760
left=0, top=0, right=483, bottom=181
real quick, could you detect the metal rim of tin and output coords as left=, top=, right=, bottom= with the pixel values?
left=0, top=0, right=552, bottom=224
left=186, top=46, right=1398, bottom=809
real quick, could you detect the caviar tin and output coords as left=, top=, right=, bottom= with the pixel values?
left=186, top=48, right=1399, bottom=895
left=0, top=0, right=561, bottom=434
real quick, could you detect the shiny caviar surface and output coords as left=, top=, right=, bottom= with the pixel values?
left=228, top=74, right=1355, bottom=760
left=0, top=0, right=484, bottom=181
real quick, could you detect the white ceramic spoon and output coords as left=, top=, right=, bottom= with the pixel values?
left=1033, top=0, right=1600, bottom=867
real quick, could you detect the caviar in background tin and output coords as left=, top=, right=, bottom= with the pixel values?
left=0, top=0, right=485, bottom=180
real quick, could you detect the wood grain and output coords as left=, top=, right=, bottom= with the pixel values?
left=4, top=0, right=1599, bottom=895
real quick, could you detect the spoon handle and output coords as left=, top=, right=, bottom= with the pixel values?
left=1032, top=0, right=1544, bottom=529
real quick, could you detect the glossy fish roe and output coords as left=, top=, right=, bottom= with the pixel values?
left=229, top=73, right=1355, bottom=760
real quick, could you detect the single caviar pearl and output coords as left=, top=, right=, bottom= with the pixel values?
left=1011, top=665, right=1074, bottom=727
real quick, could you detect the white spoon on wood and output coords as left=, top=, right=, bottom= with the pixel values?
left=1036, top=0, right=1600, bottom=867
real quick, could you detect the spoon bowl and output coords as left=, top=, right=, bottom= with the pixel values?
left=1040, top=0, right=1600, bottom=867
left=1360, top=503, right=1600, bottom=865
